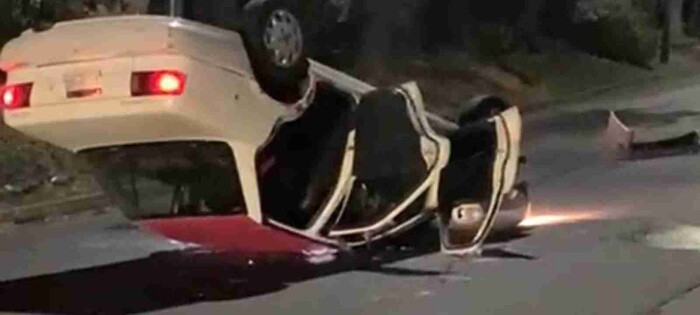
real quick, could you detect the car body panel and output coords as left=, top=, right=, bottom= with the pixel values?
left=1, top=16, right=254, bottom=77
left=3, top=55, right=285, bottom=152
left=500, top=106, right=522, bottom=193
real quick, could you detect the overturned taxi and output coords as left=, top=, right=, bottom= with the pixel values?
left=0, top=13, right=529, bottom=256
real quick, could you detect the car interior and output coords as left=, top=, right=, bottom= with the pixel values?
left=334, top=89, right=429, bottom=229
left=82, top=142, right=247, bottom=220
left=439, top=121, right=497, bottom=207
left=256, top=81, right=355, bottom=228
left=438, top=119, right=502, bottom=248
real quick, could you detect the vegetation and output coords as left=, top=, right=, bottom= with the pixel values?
left=568, top=0, right=660, bottom=67
left=0, top=0, right=26, bottom=47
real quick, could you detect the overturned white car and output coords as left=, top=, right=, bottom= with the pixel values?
left=0, top=9, right=528, bottom=256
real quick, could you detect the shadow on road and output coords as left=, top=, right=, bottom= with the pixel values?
left=0, top=227, right=533, bottom=315
left=0, top=249, right=356, bottom=315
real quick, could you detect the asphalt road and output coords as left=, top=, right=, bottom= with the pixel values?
left=1, top=79, right=700, bottom=315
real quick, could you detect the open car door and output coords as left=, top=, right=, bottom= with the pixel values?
left=437, top=106, right=522, bottom=255
left=327, top=82, right=449, bottom=245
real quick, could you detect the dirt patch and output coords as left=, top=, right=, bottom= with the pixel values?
left=0, top=124, right=101, bottom=217
left=335, top=52, right=545, bottom=119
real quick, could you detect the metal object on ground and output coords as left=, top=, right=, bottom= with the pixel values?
left=604, top=111, right=699, bottom=161
left=628, top=131, right=700, bottom=160
left=604, top=111, right=634, bottom=159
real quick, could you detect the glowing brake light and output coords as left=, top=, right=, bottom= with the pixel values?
left=0, top=83, right=33, bottom=110
left=131, top=71, right=187, bottom=96
left=157, top=73, right=182, bottom=93
left=2, top=89, right=14, bottom=105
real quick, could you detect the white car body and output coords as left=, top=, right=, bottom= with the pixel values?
left=0, top=15, right=526, bottom=254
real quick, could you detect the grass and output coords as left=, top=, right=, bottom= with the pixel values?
left=0, top=124, right=99, bottom=211
left=333, top=35, right=700, bottom=121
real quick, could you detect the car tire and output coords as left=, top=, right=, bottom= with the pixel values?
left=242, top=0, right=310, bottom=103
left=457, top=95, right=511, bottom=127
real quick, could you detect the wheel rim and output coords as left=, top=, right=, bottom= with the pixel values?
left=263, top=9, right=304, bottom=68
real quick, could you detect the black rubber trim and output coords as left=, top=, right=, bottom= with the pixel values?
left=627, top=131, right=699, bottom=160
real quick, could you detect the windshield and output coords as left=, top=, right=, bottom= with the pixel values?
left=81, top=141, right=246, bottom=220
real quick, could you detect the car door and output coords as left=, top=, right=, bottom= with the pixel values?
left=438, top=106, right=522, bottom=255
left=328, top=82, right=449, bottom=245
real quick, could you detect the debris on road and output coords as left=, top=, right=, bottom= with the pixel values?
left=49, top=173, right=73, bottom=186
left=645, top=225, right=700, bottom=251
left=604, top=110, right=700, bottom=160
left=303, top=246, right=339, bottom=265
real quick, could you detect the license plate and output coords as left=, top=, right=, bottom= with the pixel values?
left=63, top=69, right=102, bottom=99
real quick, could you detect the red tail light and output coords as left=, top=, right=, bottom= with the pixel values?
left=1, top=83, right=33, bottom=110
left=131, top=71, right=187, bottom=96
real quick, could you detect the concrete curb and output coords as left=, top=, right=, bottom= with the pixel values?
left=523, top=75, right=661, bottom=114
left=0, top=192, right=111, bottom=225
left=524, top=70, right=700, bottom=114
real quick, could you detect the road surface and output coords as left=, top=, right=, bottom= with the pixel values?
left=1, top=79, right=700, bottom=315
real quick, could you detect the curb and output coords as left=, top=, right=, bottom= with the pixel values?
left=527, top=75, right=662, bottom=111
left=523, top=69, right=700, bottom=115
left=0, top=192, right=111, bottom=225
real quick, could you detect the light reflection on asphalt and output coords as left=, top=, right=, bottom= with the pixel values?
left=519, top=207, right=624, bottom=227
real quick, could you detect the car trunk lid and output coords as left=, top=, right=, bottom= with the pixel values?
left=0, top=16, right=173, bottom=70
left=0, top=16, right=180, bottom=105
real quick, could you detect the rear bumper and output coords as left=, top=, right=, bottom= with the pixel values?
left=4, top=97, right=223, bottom=152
